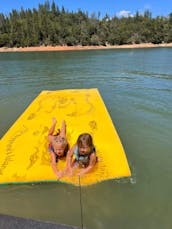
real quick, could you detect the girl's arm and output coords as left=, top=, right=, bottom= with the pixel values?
left=66, top=145, right=75, bottom=169
left=48, top=118, right=57, bottom=142
left=59, top=120, right=66, bottom=138
left=78, top=153, right=97, bottom=176
left=50, top=153, right=64, bottom=179
left=64, top=145, right=76, bottom=176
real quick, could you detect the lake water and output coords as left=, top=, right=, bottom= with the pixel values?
left=0, top=48, right=172, bottom=229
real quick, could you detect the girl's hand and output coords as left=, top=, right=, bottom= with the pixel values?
left=57, top=171, right=64, bottom=179
left=67, top=168, right=73, bottom=177
left=63, top=166, right=73, bottom=177
left=52, top=117, right=57, bottom=125
left=62, top=120, right=66, bottom=126
left=77, top=170, right=86, bottom=177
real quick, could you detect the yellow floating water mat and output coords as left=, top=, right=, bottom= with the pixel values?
left=0, top=88, right=131, bottom=186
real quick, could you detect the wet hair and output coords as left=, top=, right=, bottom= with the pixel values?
left=77, top=133, right=93, bottom=148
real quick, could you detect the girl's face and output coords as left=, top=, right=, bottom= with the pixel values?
left=78, top=144, right=91, bottom=155
left=55, top=144, right=64, bottom=157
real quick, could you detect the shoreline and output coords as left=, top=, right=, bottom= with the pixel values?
left=0, top=43, right=172, bottom=52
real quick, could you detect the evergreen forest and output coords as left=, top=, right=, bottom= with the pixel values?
left=0, top=1, right=172, bottom=47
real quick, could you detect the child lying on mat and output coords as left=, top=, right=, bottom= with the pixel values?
left=66, top=133, right=97, bottom=176
left=48, top=117, right=69, bottom=179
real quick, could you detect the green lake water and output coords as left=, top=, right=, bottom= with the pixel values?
left=0, top=48, right=172, bottom=229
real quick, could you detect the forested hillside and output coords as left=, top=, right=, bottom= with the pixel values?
left=0, top=0, right=172, bottom=47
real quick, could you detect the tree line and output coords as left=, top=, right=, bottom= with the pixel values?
left=0, top=0, right=172, bottom=47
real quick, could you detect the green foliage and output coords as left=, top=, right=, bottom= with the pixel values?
left=0, top=1, right=172, bottom=47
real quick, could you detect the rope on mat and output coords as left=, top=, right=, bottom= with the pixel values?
left=78, top=176, right=84, bottom=229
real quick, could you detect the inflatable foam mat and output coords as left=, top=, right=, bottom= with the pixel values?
left=0, top=88, right=131, bottom=186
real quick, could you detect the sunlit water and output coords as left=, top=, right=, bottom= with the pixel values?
left=0, top=48, right=172, bottom=229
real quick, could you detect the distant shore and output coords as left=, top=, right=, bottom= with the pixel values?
left=0, top=43, right=172, bottom=52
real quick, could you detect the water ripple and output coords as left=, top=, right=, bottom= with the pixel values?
left=128, top=70, right=172, bottom=80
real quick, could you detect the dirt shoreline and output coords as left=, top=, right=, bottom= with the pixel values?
left=0, top=43, right=172, bottom=52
